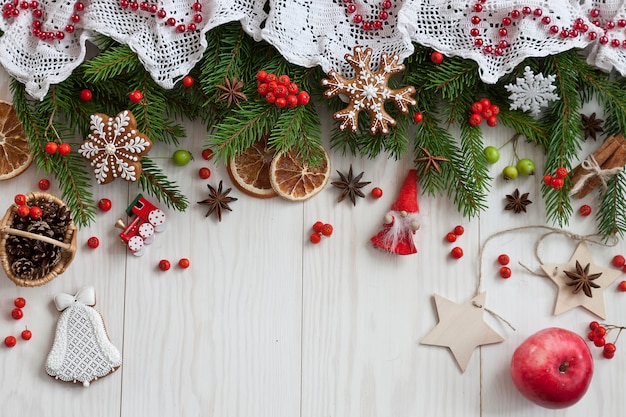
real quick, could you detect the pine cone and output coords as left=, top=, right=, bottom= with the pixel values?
left=27, top=220, right=55, bottom=238
left=5, top=236, right=32, bottom=257
left=48, top=205, right=72, bottom=238
left=11, top=258, right=36, bottom=279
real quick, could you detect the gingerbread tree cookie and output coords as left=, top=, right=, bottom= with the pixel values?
left=322, top=46, right=416, bottom=135
left=45, top=287, right=122, bottom=387
left=78, top=110, right=152, bottom=184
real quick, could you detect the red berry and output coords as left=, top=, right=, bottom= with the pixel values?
left=14, top=297, right=26, bottom=308
left=413, top=112, right=423, bottom=123
left=603, top=349, right=615, bottom=359
left=451, top=246, right=463, bottom=259
left=129, top=90, right=143, bottom=103
left=312, top=221, right=324, bottom=233
left=470, top=102, right=483, bottom=114
left=454, top=225, right=464, bottom=235
left=588, top=330, right=597, bottom=341
left=11, top=308, right=23, bottom=320
left=579, top=204, right=592, bottom=216
left=286, top=95, right=298, bottom=108
left=287, top=83, right=299, bottom=95
left=445, top=232, right=457, bottom=243
left=178, top=258, right=190, bottom=268
left=590, top=321, right=600, bottom=330
left=4, top=336, right=16, bottom=348
left=499, top=266, right=512, bottom=279
left=58, top=143, right=71, bottom=155
left=481, top=108, right=493, bottom=119
left=604, top=343, right=617, bottom=355
left=479, top=98, right=491, bottom=109
left=489, top=104, right=500, bottom=115
left=310, top=232, right=321, bottom=244
left=20, top=328, right=32, bottom=341
left=274, top=85, right=287, bottom=98
left=468, top=113, right=482, bottom=126
left=14, top=194, right=26, bottom=206
left=79, top=88, right=92, bottom=101
left=550, top=177, right=564, bottom=190
left=201, top=148, right=214, bottom=160
left=275, top=97, right=287, bottom=108
left=277, top=74, right=290, bottom=86
left=197, top=167, right=211, bottom=179
left=612, top=255, right=625, bottom=267
left=321, top=223, right=333, bottom=237
left=497, top=254, right=510, bottom=265
left=87, top=236, right=99, bottom=249
left=543, top=174, right=553, bottom=186
left=430, top=51, right=444, bottom=64
left=486, top=116, right=498, bottom=127
left=265, top=92, right=276, bottom=104
left=98, top=198, right=112, bottom=212
left=257, top=83, right=269, bottom=97
left=17, top=205, right=30, bottom=218
left=555, top=167, right=568, bottom=179
left=297, top=91, right=310, bottom=106
left=29, top=206, right=42, bottom=220
left=45, top=142, right=58, bottom=154
left=158, top=259, right=171, bottom=271
left=256, top=70, right=268, bottom=83
left=267, top=81, right=278, bottom=92
left=595, top=326, right=607, bottom=337
left=618, top=281, right=626, bottom=292
left=182, top=75, right=194, bottom=88
left=38, top=178, right=50, bottom=191
left=371, top=187, right=383, bottom=198
left=594, top=337, right=606, bottom=347
left=265, top=73, right=277, bottom=83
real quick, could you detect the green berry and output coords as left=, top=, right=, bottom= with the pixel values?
left=483, top=146, right=500, bottom=164
left=516, top=158, right=536, bottom=176
left=502, top=165, right=519, bottom=180
left=172, top=150, right=193, bottom=166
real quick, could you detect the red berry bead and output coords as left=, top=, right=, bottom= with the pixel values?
left=603, top=345, right=616, bottom=359
left=550, top=177, right=564, bottom=190
left=287, top=83, right=299, bottom=95
left=543, top=174, right=553, bottom=186
left=430, top=51, right=444, bottom=64
left=618, top=280, right=626, bottom=292
left=450, top=247, right=463, bottom=259
left=58, top=143, right=71, bottom=155
left=277, top=75, right=290, bottom=86
left=79, top=88, right=92, bottom=101
left=454, top=225, right=464, bottom=235
left=312, top=221, right=324, bottom=233
left=612, top=255, right=625, bottom=267
left=38, top=178, right=50, bottom=191
left=489, top=105, right=500, bottom=115
left=470, top=102, right=483, bottom=114
left=45, top=142, right=58, bottom=154
left=98, top=198, right=112, bottom=212
left=21, top=328, right=32, bottom=341
left=445, top=232, right=457, bottom=243
left=14, top=297, right=26, bottom=308
left=497, top=254, right=510, bottom=265
left=87, top=236, right=99, bottom=249
left=486, top=115, right=498, bottom=127
left=310, top=233, right=321, bottom=244
left=589, top=321, right=600, bottom=331
left=499, top=266, right=512, bottom=279
left=371, top=187, right=383, bottom=198
left=29, top=206, right=42, bottom=220
left=195, top=167, right=210, bottom=180
left=11, top=308, right=23, bottom=320
left=17, top=205, right=30, bottom=218
left=594, top=337, right=606, bottom=347
left=129, top=90, right=143, bottom=103
left=158, top=259, right=171, bottom=271
left=297, top=91, right=310, bottom=106
left=579, top=204, right=592, bottom=216
left=256, top=70, right=268, bottom=83
left=182, top=75, right=194, bottom=88
left=286, top=95, right=298, bottom=108
left=14, top=194, right=26, bottom=206
left=257, top=83, right=269, bottom=97
left=555, top=167, right=568, bottom=179
left=265, top=73, right=277, bottom=83
left=4, top=336, right=16, bottom=348
left=604, top=343, right=617, bottom=354
left=201, top=148, right=214, bottom=160
left=479, top=98, right=491, bottom=109
left=265, top=92, right=276, bottom=104
left=468, top=113, right=482, bottom=126
left=413, top=112, right=423, bottom=123
left=588, top=330, right=597, bottom=341
left=275, top=97, right=287, bottom=109
left=481, top=108, right=493, bottom=119
left=595, top=326, right=607, bottom=337
left=321, top=223, right=333, bottom=237
left=274, top=85, right=287, bottom=98
left=178, top=258, right=190, bottom=268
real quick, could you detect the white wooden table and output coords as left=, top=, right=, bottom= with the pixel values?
left=1, top=65, right=624, bottom=417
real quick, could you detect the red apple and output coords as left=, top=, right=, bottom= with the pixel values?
left=510, top=327, right=593, bottom=409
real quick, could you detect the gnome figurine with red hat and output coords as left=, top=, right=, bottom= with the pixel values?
left=371, top=169, right=420, bottom=255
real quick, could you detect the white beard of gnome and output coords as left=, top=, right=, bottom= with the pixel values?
left=371, top=169, right=421, bottom=255
left=45, top=287, right=122, bottom=387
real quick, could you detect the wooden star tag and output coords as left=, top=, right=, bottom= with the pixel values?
left=540, top=241, right=620, bottom=319
left=421, top=292, right=504, bottom=372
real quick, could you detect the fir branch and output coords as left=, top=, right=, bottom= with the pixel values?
left=269, top=103, right=324, bottom=165
left=49, top=152, right=96, bottom=228
left=138, top=157, right=189, bottom=212
left=82, top=44, right=142, bottom=83
left=496, top=107, right=550, bottom=148
left=597, top=171, right=626, bottom=238
left=455, top=123, right=489, bottom=217
left=584, top=73, right=626, bottom=138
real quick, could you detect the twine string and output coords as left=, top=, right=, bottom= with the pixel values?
left=568, top=155, right=623, bottom=196
left=472, top=301, right=516, bottom=331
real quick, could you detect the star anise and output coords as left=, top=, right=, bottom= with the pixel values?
left=504, top=189, right=532, bottom=214
left=581, top=113, right=604, bottom=141
left=216, top=75, right=247, bottom=108
left=414, top=146, right=449, bottom=174
left=197, top=180, right=238, bottom=221
left=564, top=260, right=602, bottom=298
left=331, top=165, right=371, bottom=205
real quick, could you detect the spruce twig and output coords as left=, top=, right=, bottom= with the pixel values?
left=138, top=158, right=189, bottom=211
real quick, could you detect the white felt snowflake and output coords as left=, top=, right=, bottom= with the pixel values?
left=79, top=110, right=153, bottom=184
left=505, top=66, right=559, bottom=116
left=322, top=46, right=416, bottom=135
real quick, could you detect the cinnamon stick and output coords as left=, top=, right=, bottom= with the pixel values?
left=571, top=134, right=626, bottom=198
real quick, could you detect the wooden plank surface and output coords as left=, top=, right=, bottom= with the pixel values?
left=1, top=65, right=625, bottom=417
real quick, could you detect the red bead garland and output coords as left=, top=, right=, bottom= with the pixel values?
left=342, top=0, right=392, bottom=31
left=120, top=0, right=203, bottom=33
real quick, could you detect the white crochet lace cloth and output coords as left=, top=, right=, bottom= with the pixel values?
left=2, top=0, right=626, bottom=99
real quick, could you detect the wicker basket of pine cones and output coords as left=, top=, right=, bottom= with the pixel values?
left=0, top=192, right=77, bottom=287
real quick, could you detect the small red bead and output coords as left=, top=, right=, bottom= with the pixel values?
left=450, top=247, right=463, bottom=259
left=590, top=9, right=600, bottom=18
left=600, top=36, right=609, bottom=44
left=588, top=31, right=597, bottom=40
left=11, top=308, right=23, bottom=320
left=297, top=91, right=310, bottom=106
left=501, top=17, right=511, bottom=26
left=379, top=11, right=388, bottom=20
left=511, top=10, right=520, bottom=19
left=473, top=4, right=482, bottom=12
left=522, top=6, right=531, bottom=15
left=445, top=232, right=457, bottom=243
left=346, top=4, right=356, bottom=13
left=612, top=255, right=626, bottom=268
left=193, top=13, right=202, bottom=23
left=21, top=329, right=32, bottom=341
left=362, top=21, right=371, bottom=30
left=382, top=0, right=391, bottom=9
left=198, top=167, right=211, bottom=179
left=619, top=19, right=626, bottom=28
left=79, top=88, right=92, bottom=101
left=310, top=233, right=321, bottom=244
left=498, top=254, right=510, bottom=265
left=371, top=187, right=383, bottom=199
left=474, top=38, right=483, bottom=47
left=148, top=3, right=157, bottom=13
left=4, top=336, right=16, bottom=348
left=471, top=15, right=481, bottom=25
left=120, top=0, right=129, bottom=8
left=321, top=224, right=333, bottom=237
left=413, top=112, right=424, bottom=123
left=612, top=39, right=621, bottom=48
left=178, top=258, right=190, bottom=268
left=560, top=30, right=569, bottom=38
left=65, top=24, right=74, bottom=33
left=182, top=75, right=194, bottom=88
left=482, top=46, right=493, bottom=55
left=453, top=225, right=464, bottom=235
left=618, top=281, right=626, bottom=291
left=579, top=204, right=592, bottom=216
left=166, top=17, right=175, bottom=26
left=606, top=21, right=616, bottom=30
left=58, top=143, right=71, bottom=155
left=430, top=51, right=443, bottom=64
left=541, top=16, right=551, bottom=25
left=373, top=20, right=382, bottom=30
left=158, top=260, right=171, bottom=271
left=353, top=14, right=362, bottom=24
left=312, top=221, right=324, bottom=233
left=176, top=24, right=186, bottom=33
left=187, top=23, right=197, bottom=32
left=29, top=206, right=42, bottom=219
left=157, top=9, right=166, bottom=18
left=98, top=198, right=112, bottom=211
left=192, top=1, right=202, bottom=12
left=470, top=28, right=480, bottom=37
left=549, top=25, right=559, bottom=34
left=38, top=178, right=50, bottom=191
left=533, top=8, right=542, bottom=17
left=14, top=194, right=26, bottom=206
left=87, top=236, right=99, bottom=249
left=499, top=266, right=512, bottom=279
left=498, top=40, right=509, bottom=49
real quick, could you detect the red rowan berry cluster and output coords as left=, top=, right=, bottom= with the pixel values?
left=445, top=225, right=465, bottom=259
left=310, top=221, right=333, bottom=244
left=4, top=298, right=31, bottom=348
left=468, top=98, right=499, bottom=127
left=587, top=321, right=625, bottom=359
left=256, top=70, right=310, bottom=109
left=543, top=166, right=568, bottom=190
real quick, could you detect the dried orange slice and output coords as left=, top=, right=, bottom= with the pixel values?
left=227, top=137, right=277, bottom=198
left=269, top=147, right=330, bottom=201
left=0, top=101, right=32, bottom=180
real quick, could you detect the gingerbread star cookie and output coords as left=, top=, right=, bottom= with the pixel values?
left=78, top=110, right=152, bottom=184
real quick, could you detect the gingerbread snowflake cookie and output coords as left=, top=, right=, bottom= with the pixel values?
left=322, top=46, right=416, bottom=135
left=79, top=110, right=152, bottom=184
left=45, top=287, right=122, bottom=387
